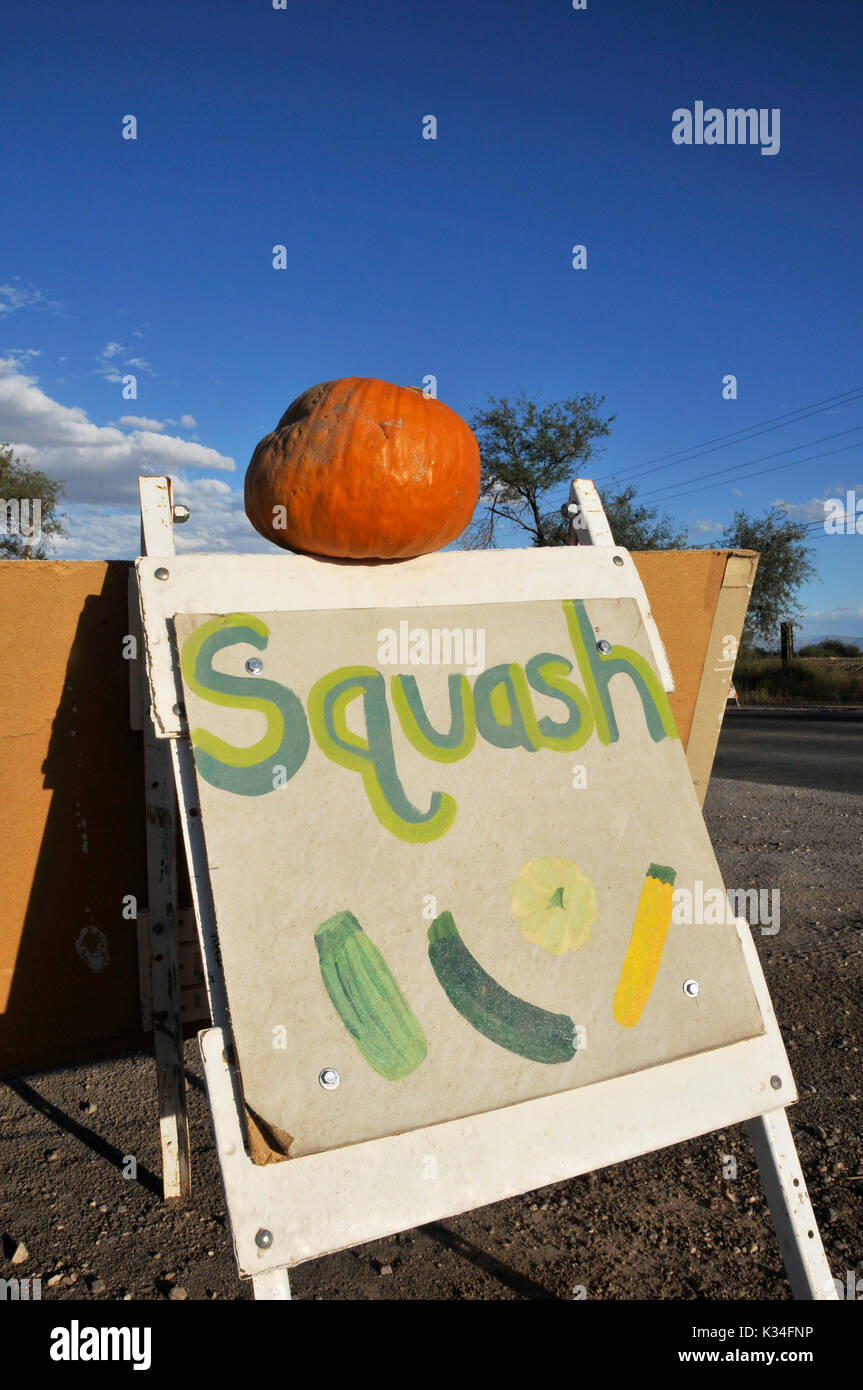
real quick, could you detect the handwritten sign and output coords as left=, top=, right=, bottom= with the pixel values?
left=175, top=596, right=763, bottom=1159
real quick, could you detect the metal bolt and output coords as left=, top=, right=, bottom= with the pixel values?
left=596, top=639, right=613, bottom=655
left=612, top=555, right=624, bottom=567
left=173, top=702, right=186, bottom=717
left=154, top=567, right=169, bottom=581
left=770, top=1075, right=782, bottom=1090
left=245, top=657, right=264, bottom=675
left=173, top=504, right=190, bottom=523
left=683, top=978, right=699, bottom=997
left=319, top=1067, right=340, bottom=1090
left=255, top=1228, right=274, bottom=1249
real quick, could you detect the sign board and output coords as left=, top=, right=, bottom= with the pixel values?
left=173, top=593, right=764, bottom=1160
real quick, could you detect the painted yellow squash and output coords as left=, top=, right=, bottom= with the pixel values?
left=613, top=863, right=677, bottom=1028
left=511, top=856, right=598, bottom=955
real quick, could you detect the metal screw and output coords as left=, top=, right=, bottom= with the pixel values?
left=154, top=567, right=169, bottom=581
left=319, top=1067, right=340, bottom=1090
left=173, top=702, right=186, bottom=717
left=683, top=978, right=699, bottom=997
left=596, top=639, right=613, bottom=655
left=255, top=1228, right=274, bottom=1249
left=770, top=1075, right=782, bottom=1090
left=245, top=657, right=264, bottom=675
left=173, top=504, right=190, bottom=523
left=612, top=555, right=624, bottom=567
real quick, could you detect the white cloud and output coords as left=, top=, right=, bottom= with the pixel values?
left=117, top=415, right=165, bottom=431
left=4, top=348, right=41, bottom=365
left=774, top=487, right=863, bottom=524
left=0, top=356, right=234, bottom=507
left=50, top=506, right=142, bottom=561
left=115, top=413, right=198, bottom=433
left=692, top=518, right=722, bottom=535
left=48, top=475, right=271, bottom=561
left=0, top=282, right=63, bottom=318
left=95, top=341, right=155, bottom=382
left=805, top=607, right=863, bottom=623
left=773, top=496, right=828, bottom=523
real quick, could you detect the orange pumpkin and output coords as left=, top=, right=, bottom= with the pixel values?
left=244, top=377, right=481, bottom=560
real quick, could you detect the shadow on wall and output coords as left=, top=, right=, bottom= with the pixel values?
left=0, top=561, right=152, bottom=1074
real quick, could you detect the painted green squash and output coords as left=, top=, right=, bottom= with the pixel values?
left=427, top=911, right=577, bottom=1064
left=315, top=910, right=427, bottom=1081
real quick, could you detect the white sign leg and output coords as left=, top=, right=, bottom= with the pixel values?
left=138, top=474, right=191, bottom=1199
left=746, top=1109, right=838, bottom=1299
left=252, top=1269, right=292, bottom=1301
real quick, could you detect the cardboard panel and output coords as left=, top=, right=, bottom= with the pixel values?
left=632, top=549, right=728, bottom=748
left=684, top=552, right=759, bottom=804
left=0, top=561, right=149, bottom=1072
left=175, top=595, right=763, bottom=1159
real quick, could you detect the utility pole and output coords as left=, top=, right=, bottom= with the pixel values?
left=780, top=621, right=794, bottom=668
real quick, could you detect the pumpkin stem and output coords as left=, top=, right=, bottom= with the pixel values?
left=548, top=885, right=566, bottom=909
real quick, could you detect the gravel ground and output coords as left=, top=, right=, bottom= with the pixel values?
left=2, top=778, right=861, bottom=1302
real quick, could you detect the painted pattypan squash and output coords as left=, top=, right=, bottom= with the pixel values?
left=511, top=856, right=597, bottom=955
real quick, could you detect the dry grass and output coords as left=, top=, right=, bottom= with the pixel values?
left=734, top=656, right=863, bottom=705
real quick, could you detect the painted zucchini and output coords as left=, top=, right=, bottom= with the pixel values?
left=612, top=863, right=677, bottom=1028
left=315, top=910, right=427, bottom=1080
left=427, top=911, right=577, bottom=1064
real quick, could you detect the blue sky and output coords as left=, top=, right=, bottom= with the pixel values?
left=1, top=0, right=861, bottom=640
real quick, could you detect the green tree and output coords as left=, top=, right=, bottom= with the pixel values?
left=0, top=444, right=66, bottom=558
left=719, top=506, right=816, bottom=647
left=461, top=392, right=685, bottom=550
left=590, top=481, right=687, bottom=551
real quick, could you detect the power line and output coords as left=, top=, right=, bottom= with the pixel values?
left=641, top=426, right=863, bottom=502
left=595, top=385, right=863, bottom=487
left=645, top=439, right=863, bottom=505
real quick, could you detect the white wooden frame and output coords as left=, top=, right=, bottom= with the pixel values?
left=133, top=476, right=837, bottom=1299
left=132, top=477, right=190, bottom=1199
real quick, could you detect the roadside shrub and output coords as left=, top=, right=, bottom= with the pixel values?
left=733, top=657, right=863, bottom=705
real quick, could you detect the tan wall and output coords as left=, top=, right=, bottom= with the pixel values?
left=0, top=562, right=148, bottom=1073
left=0, top=551, right=752, bottom=1075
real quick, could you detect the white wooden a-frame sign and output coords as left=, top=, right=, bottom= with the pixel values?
left=135, top=476, right=836, bottom=1301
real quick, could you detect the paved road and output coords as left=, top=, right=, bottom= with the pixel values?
left=713, top=708, right=863, bottom=795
